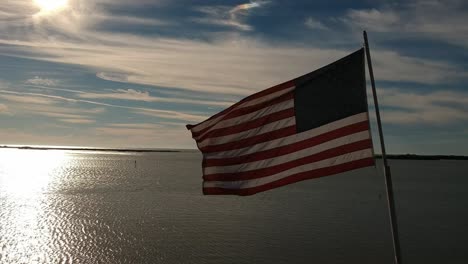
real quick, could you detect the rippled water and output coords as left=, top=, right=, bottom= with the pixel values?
left=0, top=149, right=467, bottom=263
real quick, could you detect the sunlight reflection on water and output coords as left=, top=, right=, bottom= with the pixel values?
left=0, top=150, right=71, bottom=263
left=0, top=149, right=153, bottom=263
left=0, top=149, right=69, bottom=195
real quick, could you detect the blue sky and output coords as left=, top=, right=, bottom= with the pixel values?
left=0, top=0, right=467, bottom=154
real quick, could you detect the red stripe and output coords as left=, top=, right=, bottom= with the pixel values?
left=196, top=108, right=295, bottom=142
left=203, top=139, right=373, bottom=181
left=199, top=125, right=297, bottom=153
left=202, top=157, right=374, bottom=195
left=204, top=121, right=370, bottom=167
left=187, top=81, right=294, bottom=130
left=191, top=93, right=293, bottom=139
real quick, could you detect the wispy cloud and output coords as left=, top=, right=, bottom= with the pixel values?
left=0, top=103, right=9, bottom=114
left=19, top=83, right=234, bottom=108
left=22, top=85, right=86, bottom=94
left=0, top=93, right=55, bottom=104
left=191, top=7, right=253, bottom=31
left=0, top=90, right=207, bottom=122
left=59, top=118, right=96, bottom=124
left=304, top=17, right=328, bottom=30
left=78, top=89, right=159, bottom=101
left=131, top=108, right=206, bottom=123
left=25, top=76, right=59, bottom=86
left=192, top=7, right=253, bottom=31
left=230, top=1, right=270, bottom=13
left=345, top=9, right=399, bottom=32
left=77, top=89, right=234, bottom=107
left=371, top=49, right=465, bottom=84
left=344, top=1, right=468, bottom=48
left=93, top=14, right=169, bottom=27
left=193, top=1, right=270, bottom=31
left=36, top=112, right=97, bottom=119
left=107, top=123, right=161, bottom=129
left=377, top=88, right=468, bottom=125
left=0, top=90, right=104, bottom=123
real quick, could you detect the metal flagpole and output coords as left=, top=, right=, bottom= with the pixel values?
left=363, top=30, right=402, bottom=264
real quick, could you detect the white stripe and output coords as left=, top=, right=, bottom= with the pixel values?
left=204, top=130, right=370, bottom=175
left=204, top=112, right=369, bottom=159
left=189, top=86, right=294, bottom=133
left=236, top=86, right=294, bottom=108
left=198, top=116, right=296, bottom=148
left=195, top=99, right=294, bottom=140
left=203, top=149, right=373, bottom=189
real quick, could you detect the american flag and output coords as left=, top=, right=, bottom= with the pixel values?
left=187, top=48, right=375, bottom=195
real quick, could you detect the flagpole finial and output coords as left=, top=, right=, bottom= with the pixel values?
left=363, top=31, right=368, bottom=47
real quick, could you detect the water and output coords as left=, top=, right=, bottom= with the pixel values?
left=0, top=149, right=467, bottom=264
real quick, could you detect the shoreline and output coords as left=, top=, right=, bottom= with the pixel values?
left=375, top=154, right=468, bottom=160
left=0, top=145, right=182, bottom=153
left=1, top=146, right=467, bottom=160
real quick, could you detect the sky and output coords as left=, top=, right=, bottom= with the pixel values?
left=0, top=0, right=467, bottom=154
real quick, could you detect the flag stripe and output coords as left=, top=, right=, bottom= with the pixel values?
left=200, top=125, right=297, bottom=153
left=192, top=92, right=293, bottom=139
left=202, top=157, right=374, bottom=195
left=204, top=139, right=373, bottom=181
left=237, top=85, right=294, bottom=109
left=204, top=125, right=370, bottom=168
left=188, top=83, right=294, bottom=133
left=197, top=108, right=295, bottom=142
left=198, top=116, right=296, bottom=148
left=194, top=95, right=294, bottom=140
left=203, top=148, right=373, bottom=188
left=203, top=112, right=368, bottom=159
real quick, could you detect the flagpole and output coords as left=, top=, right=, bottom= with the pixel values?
left=363, top=30, right=402, bottom=264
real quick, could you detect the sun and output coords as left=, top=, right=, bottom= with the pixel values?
left=33, top=0, right=68, bottom=12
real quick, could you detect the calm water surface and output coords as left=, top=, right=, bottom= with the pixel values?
left=0, top=149, right=467, bottom=263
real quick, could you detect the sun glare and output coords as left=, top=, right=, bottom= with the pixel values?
left=33, top=0, right=68, bottom=12
left=0, top=149, right=68, bottom=195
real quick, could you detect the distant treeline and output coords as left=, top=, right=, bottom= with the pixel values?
left=376, top=154, right=468, bottom=160
left=0, top=145, right=182, bottom=153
